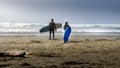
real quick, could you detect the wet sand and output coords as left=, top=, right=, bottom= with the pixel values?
left=0, top=35, right=120, bottom=68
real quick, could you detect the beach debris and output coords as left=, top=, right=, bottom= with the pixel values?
left=0, top=64, right=12, bottom=68
left=20, top=63, right=30, bottom=66
left=30, top=40, right=41, bottom=43
left=95, top=39, right=108, bottom=41
left=0, top=51, right=26, bottom=57
left=46, top=65, right=57, bottom=68
left=115, top=38, right=120, bottom=40
left=85, top=39, right=90, bottom=42
left=61, top=61, right=89, bottom=65
left=39, top=53, right=61, bottom=57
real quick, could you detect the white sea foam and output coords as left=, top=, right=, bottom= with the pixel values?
left=0, top=22, right=120, bottom=35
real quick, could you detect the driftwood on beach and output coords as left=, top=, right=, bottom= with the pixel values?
left=0, top=51, right=26, bottom=57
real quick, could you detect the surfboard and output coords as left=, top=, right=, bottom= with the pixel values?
left=64, top=26, right=71, bottom=43
left=40, top=23, right=62, bottom=33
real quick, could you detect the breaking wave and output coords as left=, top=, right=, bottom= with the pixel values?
left=0, top=22, right=120, bottom=35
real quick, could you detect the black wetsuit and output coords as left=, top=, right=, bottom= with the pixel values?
left=49, top=22, right=56, bottom=39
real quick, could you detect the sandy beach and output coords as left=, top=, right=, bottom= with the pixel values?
left=0, top=35, right=120, bottom=68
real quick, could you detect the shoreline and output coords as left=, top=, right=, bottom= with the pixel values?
left=0, top=33, right=120, bottom=36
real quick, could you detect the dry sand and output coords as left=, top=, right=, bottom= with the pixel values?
left=0, top=35, right=120, bottom=68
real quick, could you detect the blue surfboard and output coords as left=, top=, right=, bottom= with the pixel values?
left=64, top=27, right=71, bottom=43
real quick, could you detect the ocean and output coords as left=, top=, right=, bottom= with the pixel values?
left=0, top=22, right=120, bottom=35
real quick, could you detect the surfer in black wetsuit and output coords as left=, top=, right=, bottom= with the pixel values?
left=49, top=19, right=56, bottom=40
left=63, top=21, right=70, bottom=30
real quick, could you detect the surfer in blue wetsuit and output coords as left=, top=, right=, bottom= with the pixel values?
left=49, top=19, right=56, bottom=40
left=63, top=21, right=71, bottom=43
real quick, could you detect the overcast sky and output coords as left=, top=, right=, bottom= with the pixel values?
left=0, top=0, right=120, bottom=24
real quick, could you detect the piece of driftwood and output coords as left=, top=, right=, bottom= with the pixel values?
left=0, top=51, right=26, bottom=57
